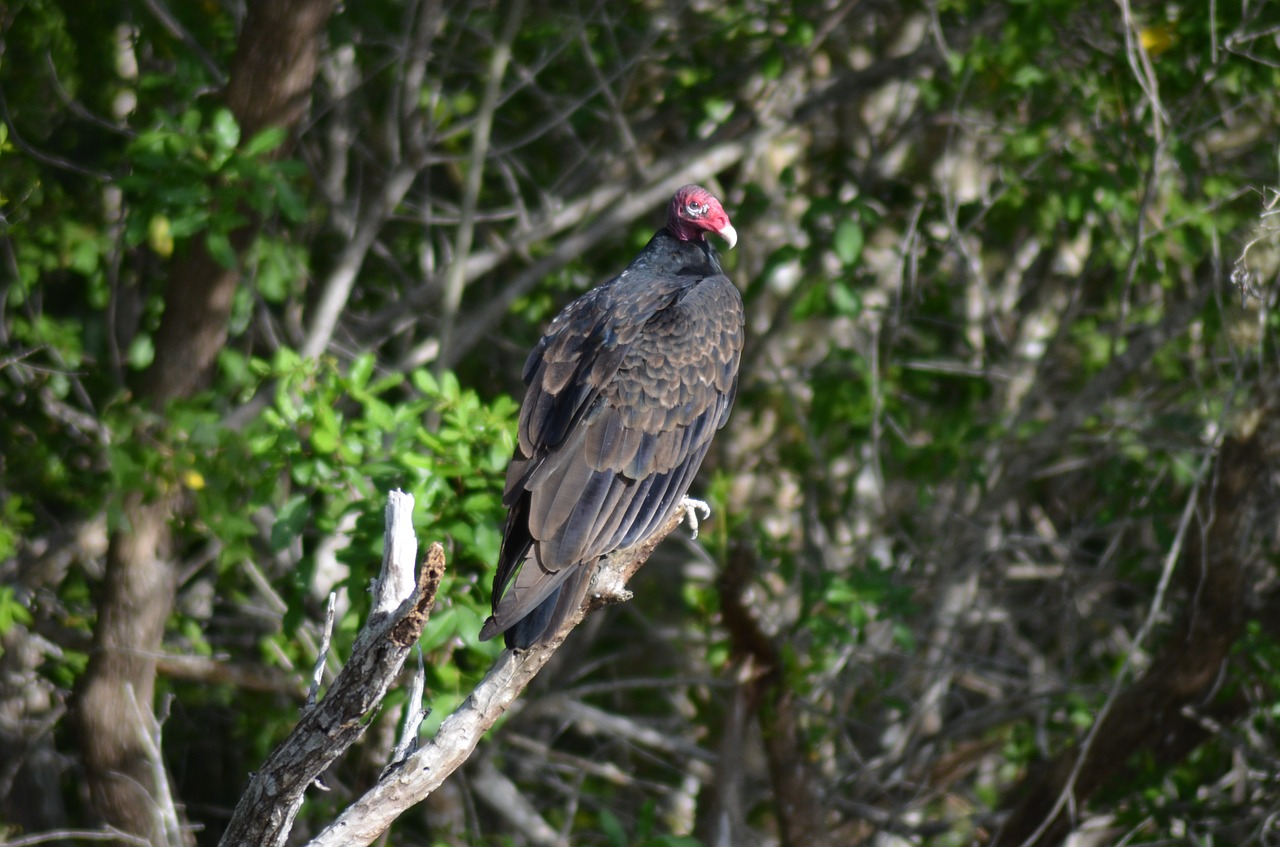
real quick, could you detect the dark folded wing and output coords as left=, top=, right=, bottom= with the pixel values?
left=481, top=270, right=743, bottom=646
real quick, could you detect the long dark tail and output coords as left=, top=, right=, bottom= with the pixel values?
left=503, top=563, right=594, bottom=649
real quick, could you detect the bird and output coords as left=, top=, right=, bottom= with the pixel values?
left=478, top=184, right=744, bottom=650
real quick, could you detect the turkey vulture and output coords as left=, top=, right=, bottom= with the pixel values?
left=479, top=184, right=744, bottom=649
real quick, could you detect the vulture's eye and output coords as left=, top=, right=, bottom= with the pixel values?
left=685, top=201, right=707, bottom=217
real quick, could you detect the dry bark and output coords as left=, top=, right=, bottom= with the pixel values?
left=304, top=501, right=698, bottom=846
left=220, top=494, right=443, bottom=847
left=72, top=493, right=180, bottom=842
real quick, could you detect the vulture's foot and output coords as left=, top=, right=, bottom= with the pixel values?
left=680, top=497, right=712, bottom=539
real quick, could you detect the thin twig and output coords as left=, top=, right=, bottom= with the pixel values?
left=307, top=593, right=338, bottom=708
left=471, top=758, right=568, bottom=847
left=3, top=829, right=153, bottom=846
left=431, top=139, right=754, bottom=370
left=140, top=0, right=228, bottom=86
left=386, top=647, right=427, bottom=770
left=0, top=88, right=113, bottom=179
left=126, top=684, right=188, bottom=847
left=300, top=162, right=423, bottom=359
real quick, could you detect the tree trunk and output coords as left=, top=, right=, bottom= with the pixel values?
left=72, top=2, right=336, bottom=843
left=714, top=546, right=837, bottom=847
left=75, top=494, right=178, bottom=842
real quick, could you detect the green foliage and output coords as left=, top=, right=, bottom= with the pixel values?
left=172, top=350, right=515, bottom=641
left=0, top=586, right=34, bottom=637
left=0, top=494, right=33, bottom=563
left=120, top=108, right=302, bottom=268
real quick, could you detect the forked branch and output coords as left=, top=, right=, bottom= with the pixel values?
left=305, top=499, right=698, bottom=846
left=220, top=491, right=697, bottom=846
left=218, top=491, right=444, bottom=847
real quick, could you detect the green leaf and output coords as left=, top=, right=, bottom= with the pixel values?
left=439, top=371, right=460, bottom=399
left=243, top=126, right=286, bottom=157
left=829, top=281, right=861, bottom=317
left=271, top=495, right=310, bottom=551
left=367, top=372, right=406, bottom=396
left=211, top=108, right=241, bottom=152
left=784, top=20, right=816, bottom=47
left=273, top=178, right=308, bottom=222
left=68, top=234, right=101, bottom=275
left=148, top=215, right=175, bottom=257
left=127, top=334, right=155, bottom=370
left=348, top=354, right=375, bottom=391
left=834, top=219, right=864, bottom=266
left=412, top=369, right=439, bottom=396
left=207, top=231, right=237, bottom=269
left=761, top=50, right=784, bottom=81
left=599, top=809, right=628, bottom=847
left=1012, top=64, right=1048, bottom=89
left=417, top=607, right=458, bottom=652
left=180, top=108, right=202, bottom=135
left=311, top=427, right=339, bottom=454
left=0, top=586, right=33, bottom=633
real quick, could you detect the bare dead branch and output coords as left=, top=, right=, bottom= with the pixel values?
left=307, top=593, right=338, bottom=707
left=953, top=279, right=1216, bottom=548
left=154, top=654, right=306, bottom=698
left=124, top=685, right=189, bottom=847
left=300, top=161, right=424, bottom=359
left=575, top=28, right=645, bottom=178
left=305, top=499, right=699, bottom=846
left=433, top=137, right=755, bottom=369
left=3, top=828, right=153, bottom=847
left=386, top=648, right=427, bottom=771
left=218, top=492, right=445, bottom=847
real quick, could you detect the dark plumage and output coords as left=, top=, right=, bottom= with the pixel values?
left=479, top=185, right=744, bottom=649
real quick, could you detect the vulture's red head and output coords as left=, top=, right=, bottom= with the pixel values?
left=667, top=185, right=737, bottom=250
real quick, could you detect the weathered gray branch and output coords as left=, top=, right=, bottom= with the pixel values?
left=306, top=501, right=697, bottom=846
left=218, top=491, right=443, bottom=847
left=471, top=758, right=566, bottom=847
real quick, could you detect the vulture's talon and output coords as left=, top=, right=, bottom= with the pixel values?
left=681, top=497, right=712, bottom=539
